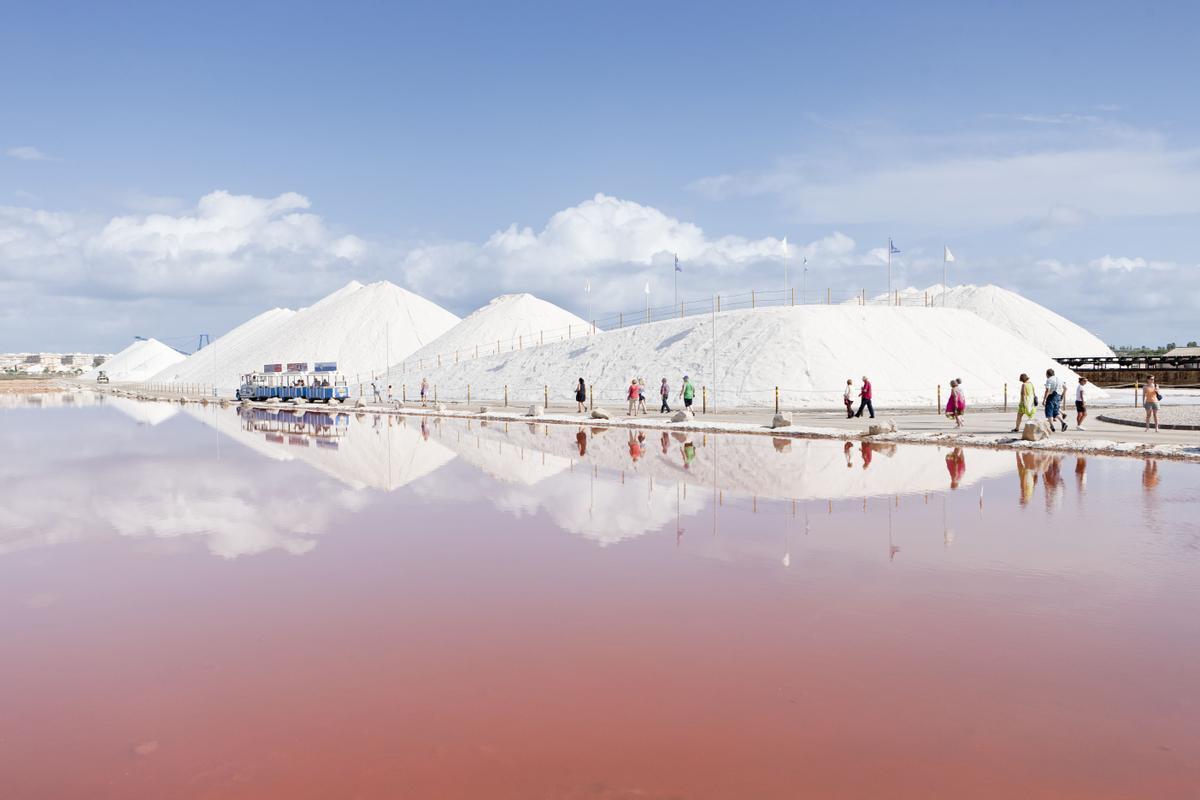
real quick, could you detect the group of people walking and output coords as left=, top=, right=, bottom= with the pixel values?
left=623, top=376, right=695, bottom=415
left=843, top=376, right=874, bottom=419
left=1014, top=369, right=1092, bottom=433
left=570, top=375, right=697, bottom=416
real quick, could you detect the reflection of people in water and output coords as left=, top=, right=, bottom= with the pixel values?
left=1074, top=457, right=1087, bottom=491
left=843, top=441, right=854, bottom=469
left=660, top=431, right=670, bottom=455
left=1142, top=459, right=1159, bottom=491
left=628, top=431, right=643, bottom=462
left=420, top=418, right=429, bottom=441
left=1043, top=455, right=1063, bottom=509
left=945, top=447, right=966, bottom=489
left=860, top=442, right=873, bottom=470
left=1016, top=452, right=1038, bottom=506
left=576, top=429, right=587, bottom=457
left=681, top=440, right=697, bottom=470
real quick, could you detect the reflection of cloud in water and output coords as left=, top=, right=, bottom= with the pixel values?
left=0, top=440, right=357, bottom=559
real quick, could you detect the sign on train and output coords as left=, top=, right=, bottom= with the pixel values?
left=314, top=361, right=337, bottom=372
left=264, top=363, right=283, bottom=373
left=286, top=362, right=308, bottom=373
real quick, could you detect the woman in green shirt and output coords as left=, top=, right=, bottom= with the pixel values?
left=1012, top=373, right=1036, bottom=432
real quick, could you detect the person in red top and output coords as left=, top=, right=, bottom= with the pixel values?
left=854, top=375, right=875, bottom=418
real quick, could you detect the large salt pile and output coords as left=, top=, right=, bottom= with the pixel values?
left=859, top=284, right=1113, bottom=356
left=148, top=281, right=459, bottom=391
left=404, top=305, right=1090, bottom=409
left=81, top=338, right=185, bottom=383
left=153, top=307, right=296, bottom=385
left=397, top=293, right=591, bottom=371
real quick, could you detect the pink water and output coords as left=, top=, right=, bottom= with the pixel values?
left=1, top=398, right=1198, bottom=799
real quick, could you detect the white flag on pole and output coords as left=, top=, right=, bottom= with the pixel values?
left=644, top=281, right=650, bottom=295
left=782, top=236, right=788, bottom=257
left=944, top=246, right=956, bottom=262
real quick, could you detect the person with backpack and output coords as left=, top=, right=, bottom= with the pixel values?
left=659, top=377, right=671, bottom=413
left=678, top=375, right=696, bottom=412
left=574, top=377, right=587, bottom=413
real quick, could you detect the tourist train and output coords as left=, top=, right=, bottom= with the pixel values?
left=236, top=361, right=350, bottom=403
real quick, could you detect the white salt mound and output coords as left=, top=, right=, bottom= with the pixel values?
left=398, top=293, right=591, bottom=369
left=82, top=338, right=186, bottom=383
left=153, top=307, right=296, bottom=385
left=405, top=305, right=1096, bottom=409
left=148, top=281, right=459, bottom=391
left=860, top=284, right=1113, bottom=357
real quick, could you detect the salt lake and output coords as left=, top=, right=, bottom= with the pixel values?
left=1, top=392, right=1197, bottom=799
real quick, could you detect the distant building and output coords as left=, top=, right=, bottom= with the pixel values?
left=1165, top=346, right=1200, bottom=357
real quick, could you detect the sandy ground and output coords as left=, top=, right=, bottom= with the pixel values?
left=0, top=379, right=65, bottom=395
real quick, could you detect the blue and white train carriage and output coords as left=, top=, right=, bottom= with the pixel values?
left=236, top=361, right=350, bottom=403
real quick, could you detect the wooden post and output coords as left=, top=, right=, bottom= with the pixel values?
left=1004, top=382, right=1008, bottom=411
left=752, top=290, right=756, bottom=308
left=544, top=384, right=548, bottom=409
left=619, top=312, right=623, bottom=327
left=437, top=354, right=441, bottom=367
left=680, top=301, right=684, bottom=318
left=937, top=384, right=941, bottom=411
left=467, top=384, right=471, bottom=405
left=519, top=335, right=522, bottom=350
left=790, top=287, right=794, bottom=306
left=402, top=384, right=406, bottom=402
left=702, top=386, right=707, bottom=414
left=434, top=385, right=438, bottom=403
left=504, top=385, right=508, bottom=407
left=775, top=386, right=779, bottom=413
left=589, top=384, right=594, bottom=411
left=568, top=324, right=572, bottom=339
left=1134, top=379, right=1138, bottom=407
left=540, top=331, right=543, bottom=346
left=717, top=295, right=721, bottom=313
left=827, top=287, right=831, bottom=304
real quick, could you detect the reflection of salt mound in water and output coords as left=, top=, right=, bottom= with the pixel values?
left=445, top=423, right=572, bottom=485
left=854, top=283, right=1113, bottom=357
left=182, top=403, right=457, bottom=491
left=457, top=421, right=1014, bottom=503
left=398, top=293, right=592, bottom=369
left=81, top=338, right=185, bottom=382
left=409, top=305, right=1086, bottom=408
left=106, top=396, right=180, bottom=426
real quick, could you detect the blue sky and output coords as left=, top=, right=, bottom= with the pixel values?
left=2, top=0, right=1198, bottom=352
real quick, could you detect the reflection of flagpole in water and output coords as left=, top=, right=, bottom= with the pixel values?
left=943, top=495, right=954, bottom=548
left=888, top=501, right=900, bottom=562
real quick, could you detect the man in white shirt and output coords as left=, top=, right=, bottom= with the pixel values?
left=1075, top=378, right=1088, bottom=430
left=1043, top=369, right=1067, bottom=432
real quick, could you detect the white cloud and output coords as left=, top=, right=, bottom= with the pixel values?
left=399, top=193, right=858, bottom=310
left=5, top=145, right=53, bottom=161
left=687, top=114, right=1200, bottom=229
left=1089, top=255, right=1175, bottom=273
left=0, top=190, right=366, bottom=300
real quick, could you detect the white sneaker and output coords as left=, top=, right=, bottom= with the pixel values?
left=1076, top=425, right=1085, bottom=431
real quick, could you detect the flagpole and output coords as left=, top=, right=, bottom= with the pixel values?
left=942, top=250, right=947, bottom=308
left=674, top=253, right=678, bottom=309
left=887, top=245, right=891, bottom=298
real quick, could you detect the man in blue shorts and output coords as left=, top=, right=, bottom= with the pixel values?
left=1043, top=368, right=1066, bottom=433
